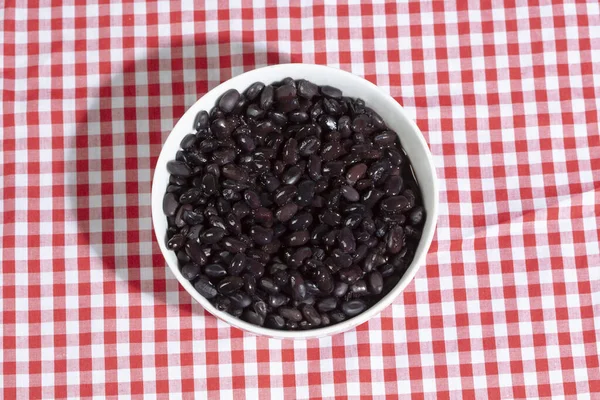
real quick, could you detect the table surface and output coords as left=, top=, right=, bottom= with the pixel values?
left=1, top=1, right=599, bottom=399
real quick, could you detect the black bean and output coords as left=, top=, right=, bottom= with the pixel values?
left=204, top=263, right=227, bottom=279
left=218, top=89, right=241, bottom=113
left=250, top=226, right=274, bottom=245
left=315, top=266, right=334, bottom=294
left=340, top=185, right=360, bottom=202
left=275, top=202, right=299, bottom=222
left=279, top=307, right=303, bottom=322
left=320, top=85, right=342, bottom=99
left=338, top=266, right=363, bottom=284
left=300, top=304, right=321, bottom=325
left=274, top=185, right=297, bottom=206
left=167, top=160, right=192, bottom=177
left=367, top=271, right=383, bottom=295
left=185, top=240, right=208, bottom=265
left=286, top=247, right=310, bottom=268
left=316, top=297, right=338, bottom=313
left=330, top=310, right=346, bottom=323
left=288, top=212, right=313, bottom=231
left=217, top=276, right=244, bottom=295
left=222, top=164, right=248, bottom=182
left=386, top=226, right=404, bottom=254
left=297, top=79, right=319, bottom=99
left=331, top=249, right=353, bottom=269
left=409, top=206, right=425, bottom=225
left=341, top=299, right=366, bottom=317
left=214, top=295, right=231, bottom=311
left=195, top=279, right=218, bottom=299
left=289, top=271, right=307, bottom=301
left=380, top=195, right=409, bottom=213
left=268, top=294, right=288, bottom=308
left=222, top=237, right=247, bottom=253
left=265, top=314, right=286, bottom=329
left=199, top=227, right=226, bottom=244
left=289, top=111, right=309, bottom=123
left=333, top=281, right=349, bottom=298
left=350, top=280, right=368, bottom=297
left=273, top=270, right=289, bottom=287
left=229, top=291, right=252, bottom=308
left=167, top=233, right=185, bottom=251
left=245, top=81, right=265, bottom=101
left=337, top=227, right=356, bottom=253
left=259, top=85, right=274, bottom=109
left=284, top=230, right=310, bottom=247
left=282, top=166, right=302, bottom=185
left=181, top=263, right=201, bottom=281
left=346, top=163, right=367, bottom=185
left=193, top=110, right=209, bottom=131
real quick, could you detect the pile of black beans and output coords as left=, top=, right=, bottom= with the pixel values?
left=162, top=78, right=425, bottom=330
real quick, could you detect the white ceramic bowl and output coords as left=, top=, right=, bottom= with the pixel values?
left=152, top=64, right=438, bottom=339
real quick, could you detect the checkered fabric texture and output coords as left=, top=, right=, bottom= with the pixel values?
left=1, top=0, right=599, bottom=398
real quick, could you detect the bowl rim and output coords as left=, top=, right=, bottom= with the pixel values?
left=151, top=63, right=439, bottom=339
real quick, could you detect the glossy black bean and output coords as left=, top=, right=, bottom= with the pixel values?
left=300, top=304, right=321, bottom=325
left=222, top=237, right=247, bottom=253
left=282, top=138, right=299, bottom=165
left=273, top=270, right=289, bottom=287
left=252, top=207, right=274, bottom=227
left=167, top=233, right=185, bottom=251
left=185, top=240, right=208, bottom=265
left=341, top=299, right=366, bottom=317
left=284, top=230, right=310, bottom=247
left=268, top=110, right=288, bottom=126
left=167, top=160, right=192, bottom=177
left=289, top=271, right=307, bottom=301
left=330, top=310, right=346, bottom=323
left=409, top=206, right=425, bottom=225
left=218, top=89, right=240, bottom=113
left=275, top=202, right=298, bottom=222
left=204, top=263, right=227, bottom=279
left=380, top=195, right=409, bottom=213
left=265, top=314, right=286, bottom=329
left=278, top=307, right=303, bottom=322
left=346, top=163, right=367, bottom=185
left=289, top=246, right=312, bottom=268
left=229, top=291, right=252, bottom=308
left=227, top=253, right=246, bottom=276
left=274, top=185, right=297, bottom=206
left=213, top=295, right=231, bottom=312
left=217, top=276, right=244, bottom=295
left=181, top=263, right=201, bottom=281
left=350, top=280, right=368, bottom=297
left=162, top=193, right=179, bottom=218
left=245, top=81, right=265, bottom=101
left=332, top=281, right=349, bottom=298
left=315, top=266, right=334, bottom=294
left=193, top=110, right=209, bottom=131
left=331, top=249, right=353, bottom=269
left=259, top=85, right=274, bottom=109
left=386, top=226, right=404, bottom=254
left=320, top=210, right=342, bottom=226
left=297, top=79, right=319, bottom=99
left=242, top=273, right=256, bottom=295
left=384, top=175, right=403, bottom=196
left=337, top=227, right=356, bottom=253
left=316, top=297, right=338, bottom=313
left=268, top=294, right=288, bottom=308
left=288, top=212, right=313, bottom=231
left=289, top=111, right=309, bottom=123
left=199, top=227, right=226, bottom=244
left=282, top=166, right=302, bottom=185
left=340, top=185, right=360, bottom=202
left=222, top=164, right=249, bottom=182
left=338, top=266, right=363, bottom=285
left=250, top=226, right=274, bottom=246
left=195, top=279, right=218, bottom=299
left=212, top=148, right=235, bottom=166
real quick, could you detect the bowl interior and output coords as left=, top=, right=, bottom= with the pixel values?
left=152, top=64, right=438, bottom=339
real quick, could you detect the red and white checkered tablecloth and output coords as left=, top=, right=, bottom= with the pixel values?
left=1, top=0, right=599, bottom=398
